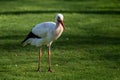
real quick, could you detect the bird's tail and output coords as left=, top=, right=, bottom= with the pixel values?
left=22, top=38, right=42, bottom=47
left=21, top=32, right=32, bottom=46
left=21, top=37, right=29, bottom=46
left=21, top=32, right=41, bottom=47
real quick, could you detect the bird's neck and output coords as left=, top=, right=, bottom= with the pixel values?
left=56, top=21, right=61, bottom=29
left=56, top=21, right=59, bottom=26
left=54, top=21, right=64, bottom=39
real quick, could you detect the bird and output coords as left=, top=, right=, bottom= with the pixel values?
left=21, top=13, right=65, bottom=72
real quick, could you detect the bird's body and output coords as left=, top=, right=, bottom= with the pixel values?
left=22, top=21, right=63, bottom=47
left=22, top=14, right=65, bottom=72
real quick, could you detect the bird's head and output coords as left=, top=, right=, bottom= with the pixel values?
left=56, top=13, right=65, bottom=30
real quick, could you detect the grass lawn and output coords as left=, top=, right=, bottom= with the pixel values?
left=0, top=0, right=120, bottom=80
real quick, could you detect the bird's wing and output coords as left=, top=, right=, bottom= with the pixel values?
left=32, top=22, right=56, bottom=38
left=21, top=31, right=41, bottom=44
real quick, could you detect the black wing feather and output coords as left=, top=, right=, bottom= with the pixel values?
left=21, top=31, right=41, bottom=44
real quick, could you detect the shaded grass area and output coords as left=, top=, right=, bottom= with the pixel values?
left=0, top=10, right=120, bottom=15
left=0, top=0, right=120, bottom=15
left=0, top=0, right=120, bottom=80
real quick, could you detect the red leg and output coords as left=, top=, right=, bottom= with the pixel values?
left=48, top=45, right=52, bottom=72
left=37, top=47, right=42, bottom=72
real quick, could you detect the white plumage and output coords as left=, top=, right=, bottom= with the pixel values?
left=22, top=13, right=65, bottom=72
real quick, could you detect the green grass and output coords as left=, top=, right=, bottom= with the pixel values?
left=0, top=0, right=120, bottom=80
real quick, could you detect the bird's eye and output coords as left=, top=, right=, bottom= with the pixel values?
left=57, top=17, right=61, bottom=21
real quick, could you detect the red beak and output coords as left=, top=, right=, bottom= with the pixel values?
left=60, top=20, right=65, bottom=30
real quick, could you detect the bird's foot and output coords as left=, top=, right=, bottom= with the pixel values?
left=48, top=68, right=53, bottom=72
left=37, top=68, right=41, bottom=72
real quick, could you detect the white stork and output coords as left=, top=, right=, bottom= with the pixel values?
left=21, top=13, right=65, bottom=72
